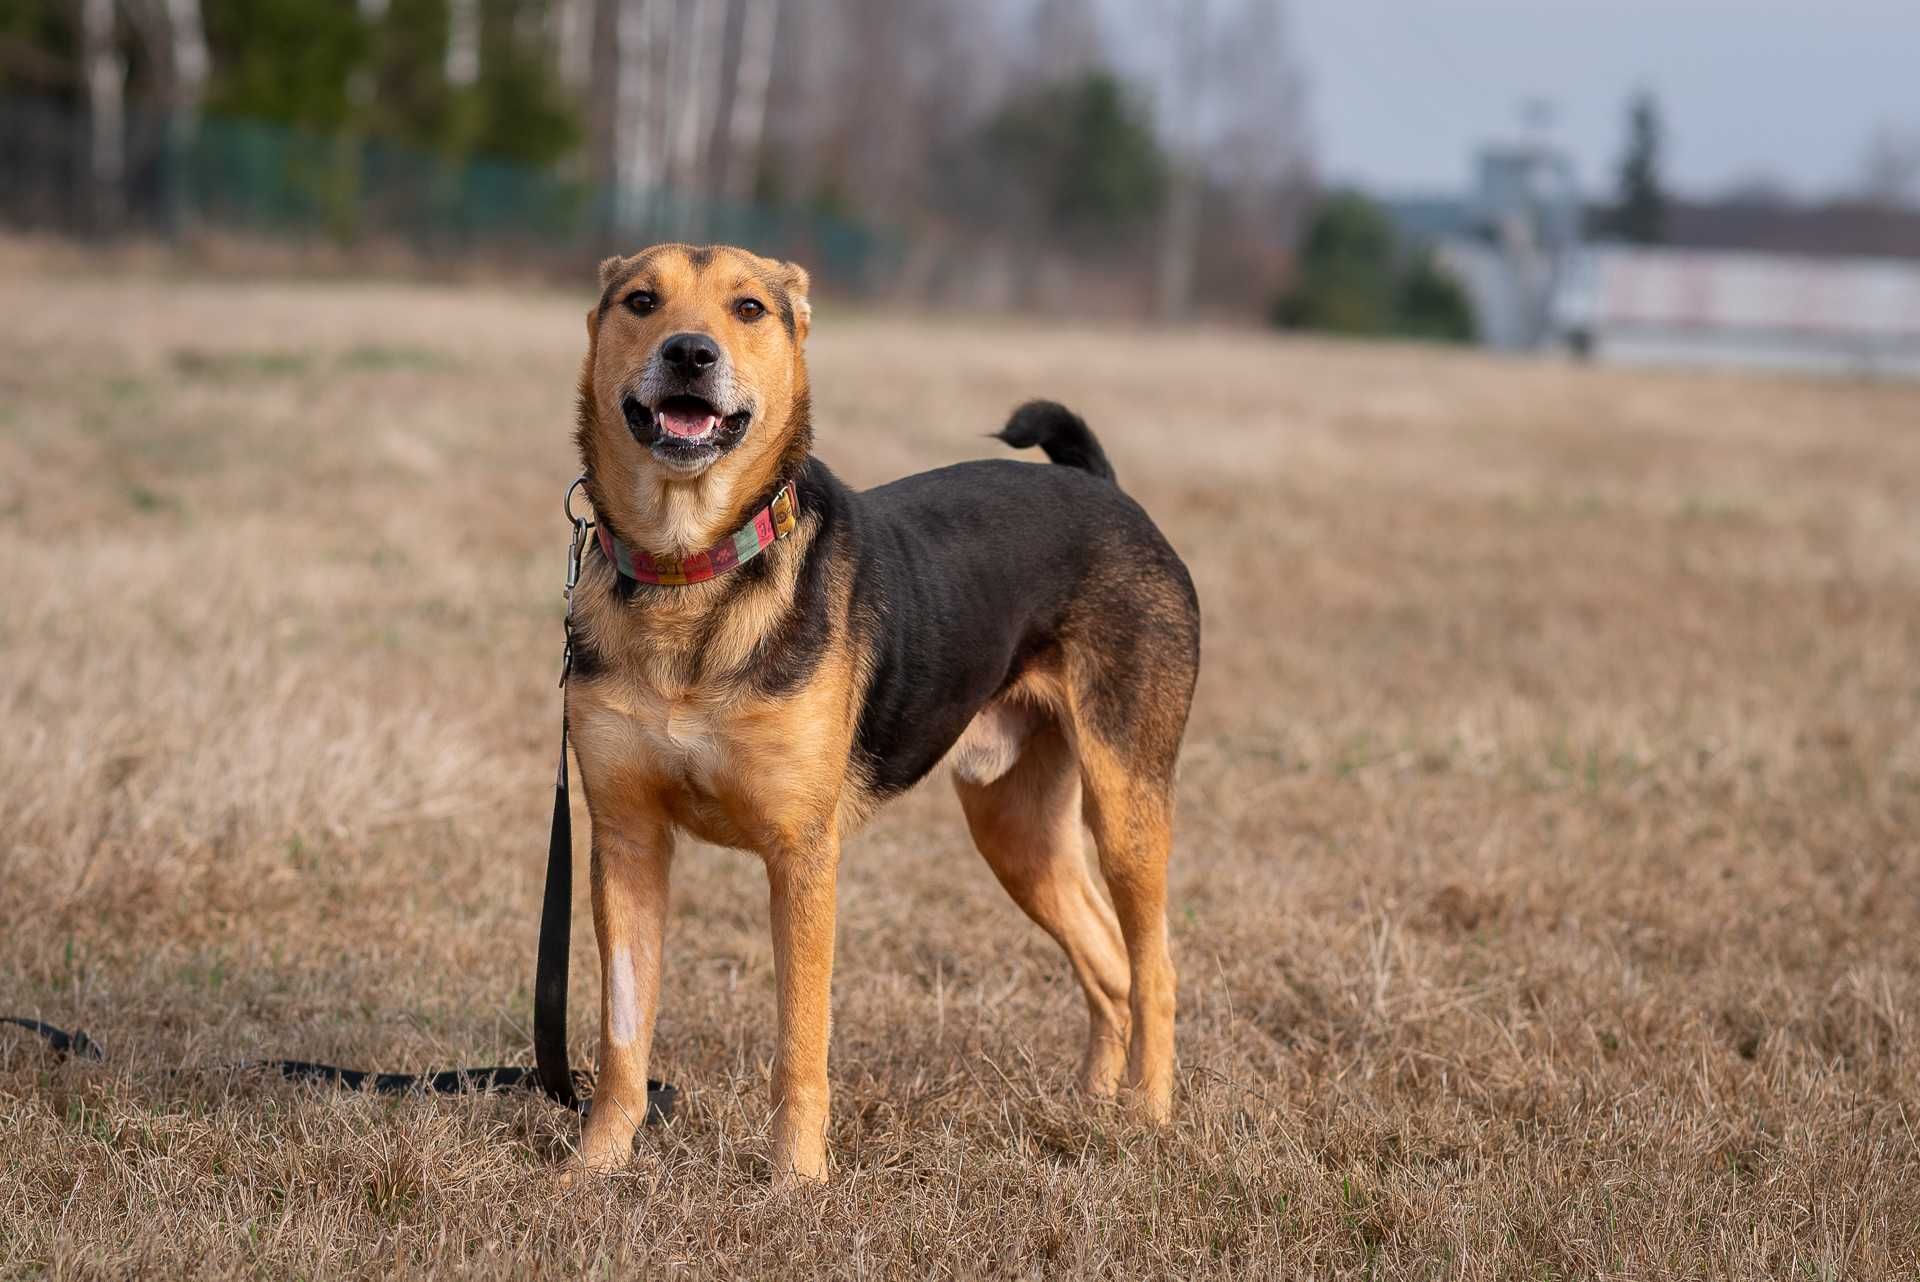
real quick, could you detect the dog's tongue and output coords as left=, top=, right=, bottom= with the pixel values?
left=658, top=405, right=718, bottom=438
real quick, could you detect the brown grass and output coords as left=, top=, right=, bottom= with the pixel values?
left=2, top=252, right=1917, bottom=1279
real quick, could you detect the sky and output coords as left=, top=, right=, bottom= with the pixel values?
left=1287, top=0, right=1920, bottom=200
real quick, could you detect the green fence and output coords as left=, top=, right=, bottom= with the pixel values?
left=0, top=94, right=900, bottom=291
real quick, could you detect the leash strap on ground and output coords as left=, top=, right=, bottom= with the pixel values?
left=0, top=476, right=678, bottom=1126
left=0, top=725, right=674, bottom=1123
left=0, top=1014, right=672, bottom=1120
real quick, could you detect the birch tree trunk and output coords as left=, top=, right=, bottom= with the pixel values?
left=161, top=0, right=208, bottom=231
left=1154, top=0, right=1207, bottom=321
left=614, top=0, right=662, bottom=230
left=723, top=0, right=776, bottom=203
left=588, top=0, right=623, bottom=198
left=161, top=0, right=209, bottom=100
left=668, top=0, right=727, bottom=220
left=446, top=0, right=480, bottom=86
left=552, top=0, right=593, bottom=91
left=80, top=0, right=126, bottom=234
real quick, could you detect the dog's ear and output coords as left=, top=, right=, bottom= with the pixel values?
left=589, top=255, right=629, bottom=342
left=781, top=262, right=812, bottom=342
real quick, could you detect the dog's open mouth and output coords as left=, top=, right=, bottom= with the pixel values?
left=654, top=394, right=724, bottom=439
left=623, top=393, right=753, bottom=468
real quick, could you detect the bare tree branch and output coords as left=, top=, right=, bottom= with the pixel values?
left=723, top=0, right=777, bottom=203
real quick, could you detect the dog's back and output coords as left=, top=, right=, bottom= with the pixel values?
left=813, top=402, right=1199, bottom=801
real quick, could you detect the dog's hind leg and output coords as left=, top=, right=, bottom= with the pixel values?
left=954, top=716, right=1132, bottom=1096
left=1075, top=734, right=1179, bottom=1123
left=1082, top=740, right=1182, bottom=1120
left=1052, top=556, right=1197, bottom=1123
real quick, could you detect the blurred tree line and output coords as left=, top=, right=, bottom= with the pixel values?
left=202, top=0, right=581, bottom=166
left=4, top=0, right=1481, bottom=336
left=2, top=0, right=1339, bottom=318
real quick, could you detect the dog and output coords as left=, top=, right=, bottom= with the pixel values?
left=566, top=244, right=1200, bottom=1183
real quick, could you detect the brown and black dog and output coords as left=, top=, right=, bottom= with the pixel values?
left=567, top=244, right=1200, bottom=1183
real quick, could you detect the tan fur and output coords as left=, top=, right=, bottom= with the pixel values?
left=954, top=716, right=1133, bottom=1095
left=1070, top=723, right=1178, bottom=1119
left=578, top=245, right=812, bottom=558
left=947, top=699, right=1040, bottom=787
left=570, top=248, right=855, bottom=1181
left=567, top=245, right=1183, bottom=1185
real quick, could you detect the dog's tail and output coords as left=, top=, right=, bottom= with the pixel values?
left=995, top=400, right=1116, bottom=484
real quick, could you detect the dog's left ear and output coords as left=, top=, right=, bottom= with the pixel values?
left=587, top=255, right=631, bottom=342
left=781, top=262, right=813, bottom=342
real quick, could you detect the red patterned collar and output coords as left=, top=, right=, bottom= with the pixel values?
left=595, top=483, right=798, bottom=586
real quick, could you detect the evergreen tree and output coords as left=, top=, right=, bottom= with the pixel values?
left=1271, top=191, right=1399, bottom=335
left=974, top=70, right=1167, bottom=239
left=1395, top=252, right=1475, bottom=343
left=202, top=0, right=367, bottom=130
left=1613, top=90, right=1667, bottom=244
left=1272, top=191, right=1478, bottom=343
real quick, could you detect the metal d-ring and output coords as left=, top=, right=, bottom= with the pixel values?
left=558, top=475, right=593, bottom=686
left=562, top=474, right=593, bottom=601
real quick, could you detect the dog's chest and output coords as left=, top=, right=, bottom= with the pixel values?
left=593, top=676, right=736, bottom=788
left=571, top=662, right=823, bottom=851
left=568, top=579, right=858, bottom=849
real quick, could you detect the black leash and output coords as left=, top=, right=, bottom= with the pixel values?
left=2, top=476, right=675, bottom=1126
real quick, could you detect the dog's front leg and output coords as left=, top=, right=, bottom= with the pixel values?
left=765, top=834, right=840, bottom=1186
left=577, top=817, right=673, bottom=1174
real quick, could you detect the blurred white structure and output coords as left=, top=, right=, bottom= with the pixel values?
left=1394, top=140, right=1920, bottom=380
left=1422, top=142, right=1583, bottom=351
left=1549, top=247, right=1920, bottom=379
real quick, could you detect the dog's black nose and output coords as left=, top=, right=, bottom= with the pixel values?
left=660, top=332, right=720, bottom=375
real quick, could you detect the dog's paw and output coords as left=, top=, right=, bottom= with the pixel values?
left=571, top=1128, right=638, bottom=1177
left=1078, top=1034, right=1128, bottom=1098
left=768, top=1135, right=829, bottom=1188
left=769, top=1161, right=829, bottom=1192
left=1120, top=1080, right=1174, bottom=1126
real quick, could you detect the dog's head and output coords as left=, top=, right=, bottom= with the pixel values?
left=578, top=244, right=812, bottom=553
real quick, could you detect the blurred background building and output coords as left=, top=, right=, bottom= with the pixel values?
left=3, top=0, right=1918, bottom=375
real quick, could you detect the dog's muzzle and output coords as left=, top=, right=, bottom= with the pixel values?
left=622, top=337, right=753, bottom=473
left=623, top=394, right=753, bottom=472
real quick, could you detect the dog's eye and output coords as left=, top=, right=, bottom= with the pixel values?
left=735, top=298, right=766, bottom=322
left=624, top=290, right=658, bottom=316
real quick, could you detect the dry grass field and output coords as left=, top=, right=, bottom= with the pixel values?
left=3, top=245, right=1918, bottom=1279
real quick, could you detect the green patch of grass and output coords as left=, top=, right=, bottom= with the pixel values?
left=285, top=834, right=317, bottom=873
left=172, top=348, right=313, bottom=379
left=338, top=344, right=453, bottom=373
left=1333, top=733, right=1377, bottom=778
left=1675, top=496, right=1759, bottom=524
left=104, top=375, right=147, bottom=403
left=125, top=482, right=179, bottom=513
left=1495, top=490, right=1612, bottom=522
left=179, top=956, right=229, bottom=993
